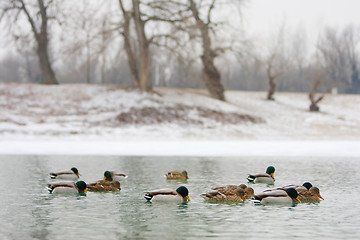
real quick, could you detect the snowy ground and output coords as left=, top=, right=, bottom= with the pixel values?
left=0, top=83, right=360, bottom=156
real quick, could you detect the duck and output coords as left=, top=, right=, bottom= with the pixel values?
left=247, top=166, right=275, bottom=184
left=87, top=171, right=121, bottom=191
left=213, top=184, right=254, bottom=199
left=48, top=181, right=87, bottom=194
left=280, top=182, right=313, bottom=191
left=144, top=186, right=190, bottom=202
left=298, top=186, right=324, bottom=202
left=103, top=170, right=127, bottom=181
left=201, top=188, right=246, bottom=202
left=165, top=170, right=189, bottom=180
left=252, top=188, right=301, bottom=204
left=50, top=167, right=81, bottom=180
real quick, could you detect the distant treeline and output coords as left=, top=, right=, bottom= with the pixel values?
left=0, top=0, right=359, bottom=95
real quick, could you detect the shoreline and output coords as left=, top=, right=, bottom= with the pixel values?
left=1, top=140, right=360, bottom=157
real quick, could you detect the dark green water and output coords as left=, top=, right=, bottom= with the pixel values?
left=0, top=155, right=359, bottom=239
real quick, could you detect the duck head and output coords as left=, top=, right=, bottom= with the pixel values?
left=176, top=186, right=190, bottom=201
left=234, top=188, right=246, bottom=201
left=104, top=171, right=113, bottom=181
left=286, top=188, right=301, bottom=203
left=266, top=166, right=275, bottom=179
left=310, top=187, right=324, bottom=200
left=76, top=181, right=87, bottom=193
left=71, top=167, right=81, bottom=176
left=302, top=182, right=313, bottom=190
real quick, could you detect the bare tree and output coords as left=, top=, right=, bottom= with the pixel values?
left=1, top=0, right=59, bottom=84
left=188, top=0, right=225, bottom=100
left=262, top=22, right=288, bottom=100
left=118, top=0, right=140, bottom=88
left=308, top=69, right=326, bottom=112
left=117, top=0, right=187, bottom=91
left=265, top=54, right=284, bottom=100
left=317, top=26, right=360, bottom=93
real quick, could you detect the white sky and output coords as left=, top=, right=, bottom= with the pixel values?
left=1, top=0, right=360, bottom=59
left=243, top=0, right=360, bottom=42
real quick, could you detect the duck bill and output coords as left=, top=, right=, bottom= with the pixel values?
left=296, top=197, right=301, bottom=203
left=271, top=173, right=274, bottom=179
left=186, top=195, right=191, bottom=201
left=78, top=173, right=82, bottom=176
left=84, top=189, right=87, bottom=193
left=103, top=176, right=107, bottom=181
left=318, top=194, right=324, bottom=200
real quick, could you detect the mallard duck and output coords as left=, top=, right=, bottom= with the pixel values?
left=87, top=180, right=121, bottom=191
left=165, top=170, right=189, bottom=180
left=247, top=166, right=275, bottom=184
left=104, top=171, right=127, bottom=181
left=201, top=188, right=246, bottom=202
left=48, top=181, right=87, bottom=194
left=87, top=171, right=121, bottom=191
left=252, top=188, right=300, bottom=204
left=281, top=182, right=313, bottom=191
left=298, top=186, right=324, bottom=202
left=213, top=184, right=254, bottom=199
left=144, top=186, right=190, bottom=202
left=50, top=167, right=81, bottom=180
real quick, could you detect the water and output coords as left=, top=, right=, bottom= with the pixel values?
left=0, top=155, right=359, bottom=239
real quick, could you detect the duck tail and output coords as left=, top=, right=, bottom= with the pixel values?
left=50, top=173, right=57, bottom=179
left=251, top=195, right=262, bottom=204
left=47, top=184, right=55, bottom=193
left=247, top=175, right=255, bottom=182
left=144, top=193, right=153, bottom=201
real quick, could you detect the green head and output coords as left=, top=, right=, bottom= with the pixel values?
left=266, top=166, right=275, bottom=174
left=71, top=167, right=79, bottom=174
left=176, top=186, right=190, bottom=201
left=76, top=181, right=87, bottom=191
left=104, top=171, right=113, bottom=181
left=302, top=182, right=313, bottom=190
left=286, top=188, right=300, bottom=202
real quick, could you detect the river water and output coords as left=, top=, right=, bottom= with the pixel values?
left=0, top=155, right=359, bottom=239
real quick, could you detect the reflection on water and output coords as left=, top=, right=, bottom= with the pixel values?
left=0, top=155, right=359, bottom=239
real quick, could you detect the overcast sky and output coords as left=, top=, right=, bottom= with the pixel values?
left=244, top=0, right=359, bottom=42
left=1, top=0, right=359, bottom=59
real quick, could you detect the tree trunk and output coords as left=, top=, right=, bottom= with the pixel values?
left=267, top=76, right=276, bottom=100
left=21, top=0, right=58, bottom=84
left=132, top=0, right=152, bottom=92
left=201, top=54, right=225, bottom=100
left=309, top=72, right=325, bottom=112
left=266, top=60, right=281, bottom=101
left=119, top=0, right=139, bottom=88
left=189, top=0, right=225, bottom=101
left=37, top=35, right=58, bottom=85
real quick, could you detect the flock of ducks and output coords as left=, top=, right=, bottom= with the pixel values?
left=48, top=166, right=324, bottom=205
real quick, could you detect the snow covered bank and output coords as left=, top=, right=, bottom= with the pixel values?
left=0, top=83, right=360, bottom=144
left=2, top=140, right=360, bottom=157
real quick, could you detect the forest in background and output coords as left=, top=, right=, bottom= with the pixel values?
left=0, top=0, right=359, bottom=101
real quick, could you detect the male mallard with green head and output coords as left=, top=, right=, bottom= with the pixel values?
left=144, top=186, right=190, bottom=202
left=87, top=171, right=121, bottom=191
left=165, top=170, right=189, bottom=180
left=50, top=167, right=81, bottom=180
left=104, top=170, right=127, bottom=181
left=279, top=182, right=323, bottom=202
left=252, top=188, right=300, bottom=204
left=48, top=181, right=87, bottom=194
left=247, top=166, right=275, bottom=184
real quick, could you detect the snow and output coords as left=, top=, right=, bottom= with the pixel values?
left=0, top=83, right=360, bottom=156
